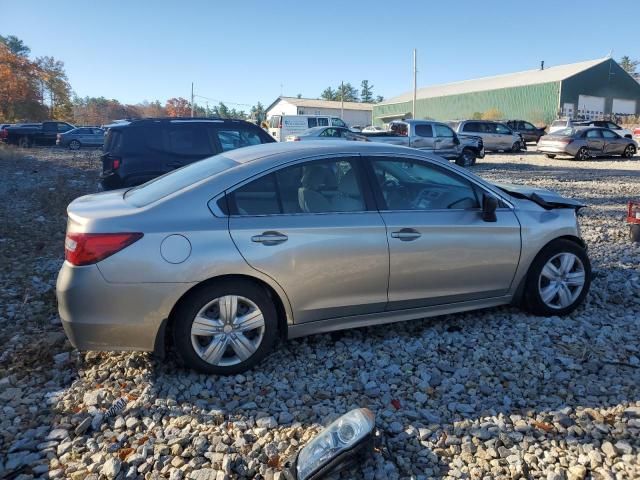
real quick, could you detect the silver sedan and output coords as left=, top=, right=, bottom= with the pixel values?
left=537, top=126, right=637, bottom=160
left=57, top=142, right=591, bottom=374
left=286, top=126, right=368, bottom=142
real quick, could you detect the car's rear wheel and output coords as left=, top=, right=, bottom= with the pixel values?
left=544, top=154, right=556, bottom=159
left=523, top=239, right=591, bottom=316
left=18, top=136, right=31, bottom=148
left=622, top=144, right=635, bottom=158
left=69, top=140, right=81, bottom=150
left=575, top=147, right=590, bottom=161
left=456, top=148, right=476, bottom=167
left=511, top=141, right=522, bottom=153
left=172, top=280, right=278, bottom=374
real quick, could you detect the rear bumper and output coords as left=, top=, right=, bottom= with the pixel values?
left=56, top=262, right=191, bottom=352
left=537, top=145, right=569, bottom=154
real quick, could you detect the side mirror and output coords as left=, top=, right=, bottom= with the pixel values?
left=482, top=194, right=498, bottom=222
left=453, top=135, right=460, bottom=145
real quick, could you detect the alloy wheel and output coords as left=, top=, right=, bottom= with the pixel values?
left=70, top=140, right=80, bottom=150
left=190, top=295, right=265, bottom=366
left=577, top=148, right=590, bottom=160
left=537, top=252, right=586, bottom=309
left=623, top=145, right=635, bottom=158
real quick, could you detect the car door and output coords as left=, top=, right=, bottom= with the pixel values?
left=90, top=128, right=104, bottom=146
left=410, top=123, right=435, bottom=152
left=495, top=123, right=514, bottom=149
left=433, top=123, right=457, bottom=159
left=367, top=155, right=521, bottom=309
left=601, top=128, right=625, bottom=154
left=228, top=156, right=389, bottom=323
left=461, top=122, right=491, bottom=149
left=584, top=129, right=605, bottom=156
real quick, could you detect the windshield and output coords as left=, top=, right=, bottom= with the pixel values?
left=124, top=155, right=238, bottom=207
left=552, top=128, right=576, bottom=137
left=551, top=120, right=567, bottom=127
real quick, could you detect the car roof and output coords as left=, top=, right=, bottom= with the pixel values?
left=108, top=117, right=255, bottom=130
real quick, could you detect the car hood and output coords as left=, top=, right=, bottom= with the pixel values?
left=494, top=183, right=585, bottom=210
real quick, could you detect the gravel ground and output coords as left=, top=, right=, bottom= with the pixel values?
left=0, top=146, right=639, bottom=480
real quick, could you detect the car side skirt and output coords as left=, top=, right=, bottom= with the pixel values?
left=287, top=295, right=512, bottom=339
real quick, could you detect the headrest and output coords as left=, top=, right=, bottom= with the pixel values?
left=338, top=169, right=359, bottom=196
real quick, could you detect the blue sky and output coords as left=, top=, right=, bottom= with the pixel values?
left=3, top=0, right=638, bottom=109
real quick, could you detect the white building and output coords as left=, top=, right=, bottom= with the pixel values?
left=265, top=96, right=373, bottom=127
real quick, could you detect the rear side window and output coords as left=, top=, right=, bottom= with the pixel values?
left=216, top=129, right=263, bottom=152
left=104, top=129, right=123, bottom=153
left=435, top=124, right=454, bottom=137
left=317, top=118, right=329, bottom=127
left=166, top=124, right=213, bottom=155
left=462, top=122, right=479, bottom=133
left=585, top=129, right=602, bottom=138
left=415, top=124, right=433, bottom=137
left=332, top=118, right=346, bottom=127
left=307, top=118, right=318, bottom=128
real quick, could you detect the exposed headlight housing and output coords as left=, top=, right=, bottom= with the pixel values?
left=284, top=408, right=376, bottom=480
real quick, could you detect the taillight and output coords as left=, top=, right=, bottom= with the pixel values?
left=65, top=232, right=143, bottom=266
left=559, top=138, right=573, bottom=145
left=112, top=157, right=121, bottom=169
left=292, top=137, right=300, bottom=141
left=0, top=129, right=7, bottom=139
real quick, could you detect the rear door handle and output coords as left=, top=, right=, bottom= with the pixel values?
left=251, top=231, right=288, bottom=245
left=390, top=228, right=421, bottom=241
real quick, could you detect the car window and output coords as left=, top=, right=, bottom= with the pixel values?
left=104, top=129, right=123, bottom=153
left=216, top=129, right=263, bottom=152
left=607, top=122, right=620, bottom=129
left=317, top=118, right=329, bottom=127
left=58, top=123, right=73, bottom=132
left=462, top=122, right=479, bottom=133
left=319, top=128, right=341, bottom=138
left=414, top=124, right=433, bottom=137
left=231, top=158, right=364, bottom=215
left=522, top=122, right=536, bottom=130
left=495, top=123, right=511, bottom=134
left=434, top=124, right=454, bottom=137
left=307, top=117, right=318, bottom=128
left=585, top=129, right=602, bottom=139
left=148, top=124, right=213, bottom=156
left=390, top=122, right=408, bottom=136
left=124, top=154, right=238, bottom=207
left=601, top=129, right=618, bottom=139
left=551, top=120, right=566, bottom=127
left=372, top=159, right=479, bottom=211
left=332, top=118, right=347, bottom=127
left=93, top=128, right=104, bottom=135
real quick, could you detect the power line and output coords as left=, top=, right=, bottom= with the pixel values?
left=192, top=93, right=253, bottom=108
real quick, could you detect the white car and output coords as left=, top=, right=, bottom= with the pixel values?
left=575, top=120, right=633, bottom=139
left=361, top=125, right=386, bottom=133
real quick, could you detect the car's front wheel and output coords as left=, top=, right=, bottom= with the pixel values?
left=544, top=154, right=556, bottom=159
left=523, top=239, right=591, bottom=316
left=173, top=280, right=278, bottom=374
left=511, top=141, right=522, bottom=153
left=622, top=144, right=635, bottom=158
left=456, top=148, right=476, bottom=167
left=69, top=140, right=81, bottom=150
left=575, top=147, right=590, bottom=161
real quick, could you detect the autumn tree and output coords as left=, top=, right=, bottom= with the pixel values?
left=36, top=56, right=73, bottom=121
left=0, top=34, right=30, bottom=57
left=165, top=97, right=192, bottom=117
left=0, top=43, right=46, bottom=121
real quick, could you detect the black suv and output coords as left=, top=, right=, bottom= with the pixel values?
left=503, top=120, right=546, bottom=143
left=100, top=118, right=275, bottom=190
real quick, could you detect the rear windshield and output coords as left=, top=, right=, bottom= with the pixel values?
left=124, top=155, right=238, bottom=207
left=551, top=120, right=567, bottom=127
left=552, top=128, right=576, bottom=136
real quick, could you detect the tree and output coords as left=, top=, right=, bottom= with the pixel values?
left=375, top=95, right=384, bottom=103
left=619, top=56, right=639, bottom=76
left=0, top=43, right=46, bottom=121
left=481, top=108, right=503, bottom=120
left=471, top=111, right=483, bottom=120
left=321, top=87, right=336, bottom=101
left=296, top=93, right=302, bottom=98
left=336, top=82, right=358, bottom=102
left=0, top=34, right=30, bottom=57
left=250, top=102, right=266, bottom=124
left=165, top=97, right=192, bottom=117
left=360, top=80, right=374, bottom=103
left=36, top=56, right=73, bottom=121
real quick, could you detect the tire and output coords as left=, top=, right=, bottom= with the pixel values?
left=522, top=239, right=591, bottom=317
left=456, top=148, right=476, bottom=167
left=622, top=144, right=635, bottom=159
left=631, top=225, right=640, bottom=242
left=18, top=136, right=31, bottom=148
left=69, top=140, right=81, bottom=150
left=510, top=141, right=521, bottom=153
left=575, top=147, right=590, bottom=161
left=544, top=154, right=556, bottom=159
left=172, top=279, right=279, bottom=375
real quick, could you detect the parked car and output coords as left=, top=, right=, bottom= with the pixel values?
left=537, top=127, right=637, bottom=160
left=574, top=120, right=633, bottom=139
left=362, top=126, right=385, bottom=133
left=57, top=127, right=105, bottom=150
left=1, top=121, right=75, bottom=147
left=548, top=118, right=581, bottom=134
left=503, top=120, right=546, bottom=143
left=286, top=126, right=368, bottom=142
left=57, top=141, right=591, bottom=374
left=100, top=117, right=275, bottom=190
left=449, top=120, right=525, bottom=152
left=268, top=115, right=348, bottom=141
left=360, top=120, right=484, bottom=167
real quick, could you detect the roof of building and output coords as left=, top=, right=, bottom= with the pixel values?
left=382, top=58, right=610, bottom=105
left=266, top=96, right=374, bottom=113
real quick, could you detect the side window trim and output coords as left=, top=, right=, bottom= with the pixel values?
left=225, top=154, right=376, bottom=217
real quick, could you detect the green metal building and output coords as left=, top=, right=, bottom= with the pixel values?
left=373, top=58, right=640, bottom=126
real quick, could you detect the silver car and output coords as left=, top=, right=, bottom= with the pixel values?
left=537, top=127, right=637, bottom=160
left=451, top=120, right=525, bottom=152
left=57, top=142, right=591, bottom=374
left=286, top=126, right=368, bottom=142
left=57, top=127, right=105, bottom=150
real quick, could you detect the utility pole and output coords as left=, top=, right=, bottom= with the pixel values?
left=412, top=49, right=417, bottom=120
left=341, top=80, right=344, bottom=120
left=191, top=82, right=195, bottom=117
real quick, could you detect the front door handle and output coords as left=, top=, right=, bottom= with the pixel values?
left=251, top=231, right=288, bottom=245
left=390, top=228, right=421, bottom=241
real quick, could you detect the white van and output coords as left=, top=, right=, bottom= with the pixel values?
left=268, top=115, right=348, bottom=141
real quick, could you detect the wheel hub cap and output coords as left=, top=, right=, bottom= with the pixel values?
left=538, top=252, right=585, bottom=309
left=190, top=295, right=265, bottom=366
